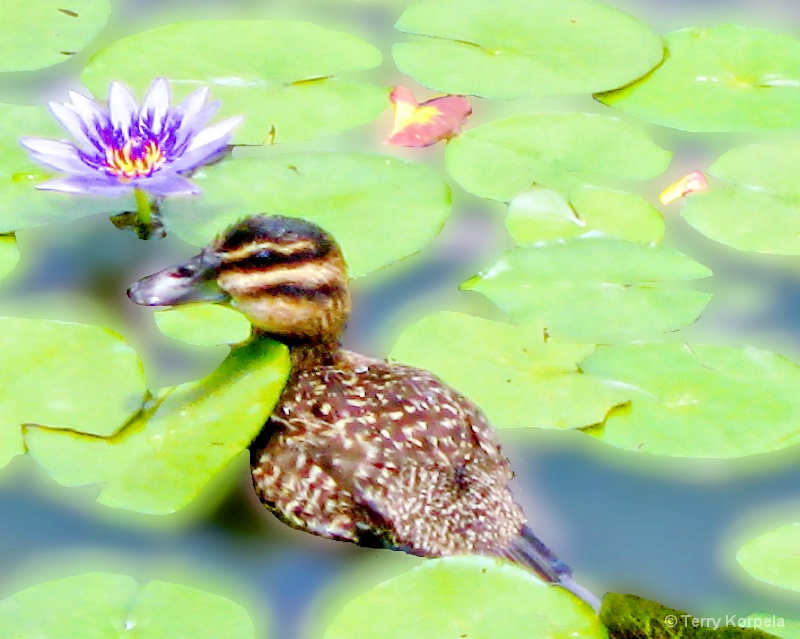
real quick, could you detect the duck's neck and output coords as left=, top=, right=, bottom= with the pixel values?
left=289, top=338, right=343, bottom=370
left=253, top=327, right=343, bottom=370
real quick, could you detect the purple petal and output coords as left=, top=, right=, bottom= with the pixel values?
left=19, top=138, right=90, bottom=174
left=186, top=116, right=242, bottom=152
left=178, top=86, right=210, bottom=123
left=171, top=102, right=221, bottom=151
left=68, top=90, right=106, bottom=129
left=107, top=82, right=138, bottom=132
left=47, top=102, right=95, bottom=151
left=36, top=176, right=134, bottom=196
left=135, top=173, right=200, bottom=196
left=169, top=142, right=229, bottom=173
left=141, top=78, right=171, bottom=134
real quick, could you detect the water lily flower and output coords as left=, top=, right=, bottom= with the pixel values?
left=20, top=78, right=242, bottom=197
left=384, top=86, right=471, bottom=147
left=659, top=170, right=708, bottom=205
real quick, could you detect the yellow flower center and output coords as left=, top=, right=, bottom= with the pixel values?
left=105, top=138, right=166, bottom=182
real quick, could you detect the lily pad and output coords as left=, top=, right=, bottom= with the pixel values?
left=25, top=338, right=290, bottom=514
left=155, top=304, right=252, bottom=346
left=507, top=186, right=664, bottom=244
left=0, top=103, right=134, bottom=233
left=598, top=25, right=800, bottom=131
left=82, top=20, right=387, bottom=144
left=324, top=556, right=603, bottom=639
left=681, top=143, right=800, bottom=254
left=0, top=1, right=110, bottom=72
left=0, top=234, right=19, bottom=280
left=463, top=237, right=712, bottom=340
left=160, top=152, right=451, bottom=278
left=445, top=112, right=671, bottom=202
left=745, top=614, right=800, bottom=639
left=393, top=0, right=662, bottom=100
left=0, top=318, right=146, bottom=469
left=582, top=343, right=800, bottom=457
left=737, top=524, right=800, bottom=592
left=389, top=312, right=632, bottom=430
left=0, top=573, right=256, bottom=638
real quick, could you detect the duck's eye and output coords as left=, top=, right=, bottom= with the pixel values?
left=172, top=265, right=196, bottom=278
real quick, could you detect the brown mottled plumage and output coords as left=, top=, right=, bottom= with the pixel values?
left=128, top=214, right=599, bottom=610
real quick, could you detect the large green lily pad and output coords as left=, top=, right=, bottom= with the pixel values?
left=445, top=112, right=671, bottom=202
left=324, top=556, right=603, bottom=639
left=582, top=343, right=800, bottom=457
left=0, top=573, right=256, bottom=638
left=463, top=237, right=712, bottom=341
left=161, top=152, right=451, bottom=278
left=598, top=25, right=800, bottom=131
left=0, top=1, right=110, bottom=72
left=681, top=143, right=800, bottom=254
left=155, top=304, right=252, bottom=346
left=507, top=185, right=664, bottom=244
left=0, top=104, right=134, bottom=233
left=389, top=312, right=632, bottom=430
left=25, top=338, right=290, bottom=514
left=0, top=318, right=147, bottom=469
left=393, top=0, right=662, bottom=99
left=737, top=524, right=800, bottom=592
left=82, top=20, right=387, bottom=144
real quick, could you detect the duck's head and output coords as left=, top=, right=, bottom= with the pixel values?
left=128, top=215, right=351, bottom=346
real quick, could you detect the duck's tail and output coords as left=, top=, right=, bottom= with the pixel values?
left=501, top=525, right=602, bottom=613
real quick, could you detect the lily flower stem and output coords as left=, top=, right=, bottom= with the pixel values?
left=134, top=188, right=154, bottom=226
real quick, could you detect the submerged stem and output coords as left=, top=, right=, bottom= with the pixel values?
left=110, top=190, right=165, bottom=239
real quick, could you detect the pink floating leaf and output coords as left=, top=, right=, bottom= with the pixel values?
left=385, top=86, right=471, bottom=148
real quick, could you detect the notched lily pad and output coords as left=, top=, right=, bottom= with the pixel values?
left=389, top=312, right=632, bottom=430
left=582, top=343, right=800, bottom=457
left=463, top=237, right=711, bottom=341
left=82, top=20, right=387, bottom=144
left=0, top=318, right=147, bottom=469
left=598, top=25, right=800, bottom=131
left=445, top=112, right=671, bottom=202
left=0, top=234, right=19, bottom=280
left=0, top=104, right=134, bottom=233
left=737, top=524, right=800, bottom=592
left=681, top=142, right=800, bottom=254
left=0, top=1, right=110, bottom=72
left=0, top=573, right=256, bottom=639
left=25, top=338, right=290, bottom=514
left=161, top=152, right=451, bottom=278
left=324, top=556, right=603, bottom=639
left=155, top=304, right=252, bottom=346
left=393, top=0, right=663, bottom=99
left=507, top=186, right=664, bottom=244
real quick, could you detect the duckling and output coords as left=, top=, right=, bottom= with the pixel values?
left=128, top=214, right=600, bottom=611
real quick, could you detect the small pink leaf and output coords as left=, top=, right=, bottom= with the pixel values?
left=385, top=86, right=471, bottom=148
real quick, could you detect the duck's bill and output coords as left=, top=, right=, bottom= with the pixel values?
left=127, top=250, right=230, bottom=307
